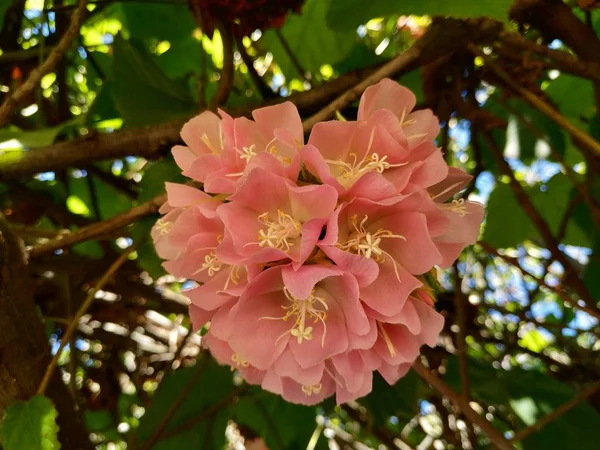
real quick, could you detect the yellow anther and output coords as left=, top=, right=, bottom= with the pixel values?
left=260, top=287, right=328, bottom=347
left=231, top=353, right=250, bottom=368
left=301, top=383, right=323, bottom=396
left=256, top=210, right=302, bottom=251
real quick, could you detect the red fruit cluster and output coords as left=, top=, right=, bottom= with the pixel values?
left=191, top=0, right=305, bottom=36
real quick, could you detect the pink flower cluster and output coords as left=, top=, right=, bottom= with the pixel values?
left=152, top=79, right=484, bottom=405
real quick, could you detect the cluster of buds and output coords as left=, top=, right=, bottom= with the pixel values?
left=153, top=79, right=484, bottom=404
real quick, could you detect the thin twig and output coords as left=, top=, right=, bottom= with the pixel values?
left=452, top=263, right=471, bottom=399
left=468, top=44, right=600, bottom=158
left=274, top=28, right=307, bottom=80
left=301, top=18, right=502, bottom=132
left=235, top=33, right=275, bottom=100
left=140, top=359, right=210, bottom=449
left=37, top=241, right=139, bottom=394
left=498, top=31, right=600, bottom=82
left=159, top=386, right=247, bottom=441
left=209, top=21, right=234, bottom=109
left=412, top=359, right=515, bottom=450
left=512, top=380, right=600, bottom=442
left=480, top=131, right=595, bottom=307
left=136, top=356, right=211, bottom=450
left=0, top=0, right=88, bottom=126
left=28, top=193, right=166, bottom=258
left=495, top=97, right=600, bottom=228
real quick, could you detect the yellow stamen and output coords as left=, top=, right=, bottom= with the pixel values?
left=337, top=214, right=406, bottom=282
left=256, top=210, right=302, bottom=251
left=442, top=198, right=470, bottom=217
left=231, top=353, right=250, bottom=368
left=378, top=323, right=397, bottom=357
left=155, top=219, right=172, bottom=236
left=301, top=383, right=322, bottom=396
left=260, top=287, right=328, bottom=347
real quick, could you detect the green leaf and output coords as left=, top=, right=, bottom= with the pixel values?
left=361, top=371, right=423, bottom=426
left=112, top=35, right=196, bottom=127
left=115, top=3, right=196, bottom=42
left=138, top=159, right=184, bottom=203
left=545, top=74, right=595, bottom=119
left=233, top=392, right=317, bottom=449
left=326, top=0, right=513, bottom=32
left=136, top=360, right=234, bottom=449
left=0, top=0, right=11, bottom=30
left=260, top=0, right=356, bottom=79
left=483, top=175, right=589, bottom=248
left=482, top=182, right=533, bottom=248
left=0, top=119, right=82, bottom=149
left=0, top=395, right=60, bottom=450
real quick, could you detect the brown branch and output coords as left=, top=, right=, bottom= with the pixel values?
left=209, top=21, right=234, bottom=109
left=452, top=263, right=471, bottom=399
left=302, top=18, right=502, bottom=132
left=0, top=214, right=93, bottom=449
left=412, top=359, right=515, bottom=450
left=510, top=0, right=600, bottom=130
left=497, top=31, right=600, bottom=83
left=0, top=66, right=382, bottom=180
left=478, top=241, right=600, bottom=322
left=494, top=97, right=600, bottom=228
left=480, top=131, right=595, bottom=307
left=512, top=380, right=600, bottom=442
left=0, top=0, right=88, bottom=127
left=469, top=44, right=600, bottom=159
left=28, top=193, right=166, bottom=258
left=37, top=240, right=139, bottom=394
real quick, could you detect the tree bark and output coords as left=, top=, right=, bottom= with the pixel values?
left=0, top=215, right=93, bottom=450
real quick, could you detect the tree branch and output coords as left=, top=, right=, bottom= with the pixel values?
left=37, top=240, right=139, bottom=394
left=0, top=0, right=88, bottom=126
left=302, top=18, right=502, bottom=131
left=209, top=21, right=235, bottom=109
left=480, top=130, right=595, bottom=307
left=469, top=44, right=600, bottom=159
left=0, top=66, right=381, bottom=180
left=0, top=214, right=93, bottom=449
left=28, top=193, right=166, bottom=258
left=497, top=31, right=600, bottom=83
left=412, top=359, right=515, bottom=450
left=478, top=241, right=600, bottom=322
left=512, top=380, right=600, bottom=442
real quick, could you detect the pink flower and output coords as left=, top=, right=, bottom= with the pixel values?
left=152, top=78, right=485, bottom=407
left=302, top=79, right=447, bottom=201
left=172, top=102, right=303, bottom=194
left=226, top=264, right=371, bottom=371
left=319, top=191, right=448, bottom=318
left=217, top=167, right=338, bottom=267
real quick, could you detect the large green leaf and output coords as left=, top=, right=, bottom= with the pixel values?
left=260, top=0, right=356, bottom=79
left=115, top=3, right=196, bottom=42
left=112, top=35, right=196, bottom=127
left=483, top=175, right=589, bottom=248
left=233, top=392, right=318, bottom=449
left=546, top=74, right=595, bottom=119
left=135, top=360, right=234, bottom=449
left=0, top=395, right=60, bottom=450
left=326, top=0, right=513, bottom=32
